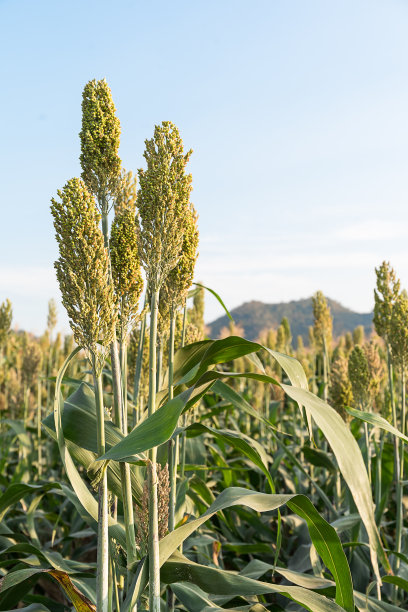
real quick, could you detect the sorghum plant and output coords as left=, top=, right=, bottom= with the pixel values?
left=137, top=120, right=193, bottom=612
left=51, top=177, right=116, bottom=612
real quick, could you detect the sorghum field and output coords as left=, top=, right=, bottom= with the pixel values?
left=1, top=80, right=407, bottom=612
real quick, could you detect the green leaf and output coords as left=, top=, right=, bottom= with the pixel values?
left=100, top=388, right=193, bottom=461
left=346, top=407, right=408, bottom=444
left=7, top=606, right=52, bottom=612
left=171, top=582, right=269, bottom=611
left=274, top=567, right=403, bottom=612
left=283, top=384, right=391, bottom=579
left=301, top=446, right=337, bottom=473
left=51, top=347, right=127, bottom=549
left=186, top=423, right=275, bottom=491
left=0, top=568, right=96, bottom=611
left=194, top=282, right=233, bottom=322
left=157, top=487, right=353, bottom=610
left=0, top=483, right=60, bottom=522
left=43, top=384, right=143, bottom=502
left=2, top=419, right=31, bottom=448
left=161, top=550, right=346, bottom=612
left=382, top=575, right=408, bottom=592
left=286, top=496, right=354, bottom=611
left=170, top=582, right=223, bottom=611
left=212, top=380, right=281, bottom=433
left=44, top=383, right=125, bottom=454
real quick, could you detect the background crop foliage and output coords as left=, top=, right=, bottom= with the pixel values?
left=0, top=80, right=407, bottom=612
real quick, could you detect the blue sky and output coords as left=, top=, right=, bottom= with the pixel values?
left=1, top=0, right=408, bottom=333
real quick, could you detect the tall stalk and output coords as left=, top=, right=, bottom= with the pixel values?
left=395, top=370, right=405, bottom=580
left=102, top=208, right=138, bottom=579
left=52, top=171, right=119, bottom=610
left=157, top=336, right=163, bottom=392
left=322, top=337, right=329, bottom=403
left=92, top=355, right=109, bottom=612
left=133, top=312, right=147, bottom=426
left=387, top=347, right=401, bottom=577
left=374, top=433, right=385, bottom=515
left=37, top=379, right=42, bottom=479
left=168, top=310, right=176, bottom=527
left=111, top=339, right=137, bottom=571
left=119, top=336, right=128, bottom=432
left=167, top=310, right=176, bottom=612
left=179, top=304, right=188, bottom=479
left=148, top=288, right=160, bottom=612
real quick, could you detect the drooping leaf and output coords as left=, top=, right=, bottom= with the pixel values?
left=193, top=282, right=234, bottom=322
left=0, top=568, right=96, bottom=611
left=346, top=407, right=408, bottom=444
left=51, top=347, right=127, bottom=549
left=100, top=388, right=193, bottom=461
left=157, top=487, right=353, bottom=611
left=0, top=483, right=60, bottom=522
left=274, top=567, right=402, bottom=612
left=186, top=423, right=275, bottom=491
left=43, top=383, right=143, bottom=502
left=282, top=384, right=391, bottom=579
left=161, top=550, right=346, bottom=612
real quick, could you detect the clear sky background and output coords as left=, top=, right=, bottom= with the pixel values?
left=1, top=0, right=408, bottom=334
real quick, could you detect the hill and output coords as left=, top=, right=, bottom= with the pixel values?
left=207, top=297, right=373, bottom=343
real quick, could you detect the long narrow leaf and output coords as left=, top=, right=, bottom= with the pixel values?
left=157, top=487, right=353, bottom=610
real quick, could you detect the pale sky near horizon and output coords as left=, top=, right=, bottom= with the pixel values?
left=1, top=0, right=408, bottom=334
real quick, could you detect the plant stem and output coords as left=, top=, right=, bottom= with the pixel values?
left=101, top=206, right=137, bottom=587
left=111, top=340, right=137, bottom=572
left=168, top=310, right=176, bottom=530
left=375, top=433, right=385, bottom=516
left=120, top=336, right=128, bottom=432
left=148, top=288, right=160, bottom=612
left=92, top=357, right=109, bottom=612
left=37, top=379, right=42, bottom=479
left=157, top=336, right=163, bottom=392
left=111, top=557, right=120, bottom=612
left=360, top=401, right=371, bottom=484
left=133, top=311, right=147, bottom=426
left=111, top=342, right=123, bottom=431
left=179, top=303, right=188, bottom=482
left=387, top=346, right=401, bottom=587
left=181, top=302, right=187, bottom=347
left=395, top=369, right=406, bottom=582
left=167, top=309, right=177, bottom=610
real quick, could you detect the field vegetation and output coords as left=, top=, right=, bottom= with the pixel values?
left=0, top=80, right=407, bottom=612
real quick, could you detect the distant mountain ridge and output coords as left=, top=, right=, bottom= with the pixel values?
left=207, top=297, right=373, bottom=343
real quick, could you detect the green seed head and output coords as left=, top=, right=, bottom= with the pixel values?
left=0, top=299, right=12, bottom=348
left=281, top=316, right=292, bottom=351
left=110, top=208, right=144, bottom=341
left=352, top=325, right=365, bottom=346
left=79, top=79, right=121, bottom=208
left=389, top=291, right=408, bottom=373
left=22, top=340, right=42, bottom=388
left=115, top=169, right=137, bottom=215
left=159, top=203, right=199, bottom=319
left=344, top=332, right=353, bottom=353
left=308, top=326, right=315, bottom=349
left=47, top=298, right=57, bottom=335
left=348, top=345, right=370, bottom=407
left=312, top=291, right=333, bottom=350
left=373, top=261, right=400, bottom=343
left=330, top=354, right=353, bottom=420
left=276, top=323, right=286, bottom=352
left=51, top=178, right=117, bottom=370
left=137, top=121, right=193, bottom=293
left=364, top=340, right=385, bottom=403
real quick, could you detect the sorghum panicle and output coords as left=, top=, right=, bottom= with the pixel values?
left=51, top=178, right=117, bottom=372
